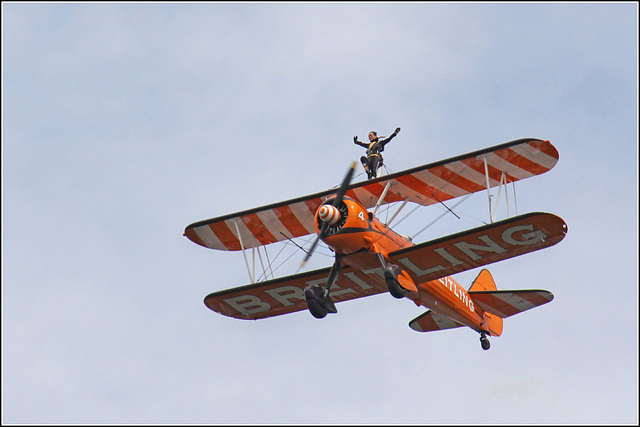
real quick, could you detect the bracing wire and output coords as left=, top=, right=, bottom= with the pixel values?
left=389, top=203, right=423, bottom=228
left=411, top=193, right=473, bottom=240
left=255, top=233, right=334, bottom=281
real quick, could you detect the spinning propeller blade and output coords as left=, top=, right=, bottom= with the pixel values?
left=332, top=161, right=357, bottom=208
left=300, top=161, right=357, bottom=268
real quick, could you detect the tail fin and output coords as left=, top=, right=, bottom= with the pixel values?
left=469, top=269, right=497, bottom=292
left=469, top=269, right=503, bottom=337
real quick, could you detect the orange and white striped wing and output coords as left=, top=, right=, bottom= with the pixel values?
left=344, top=138, right=559, bottom=208
left=468, top=290, right=554, bottom=318
left=184, top=138, right=559, bottom=251
left=184, top=197, right=325, bottom=251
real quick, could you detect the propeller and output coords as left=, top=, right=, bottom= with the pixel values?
left=300, top=161, right=357, bottom=268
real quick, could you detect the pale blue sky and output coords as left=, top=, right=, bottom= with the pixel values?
left=3, top=2, right=638, bottom=424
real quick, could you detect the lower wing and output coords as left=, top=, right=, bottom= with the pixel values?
left=204, top=265, right=388, bottom=320
left=388, top=212, right=567, bottom=283
left=204, top=212, right=566, bottom=320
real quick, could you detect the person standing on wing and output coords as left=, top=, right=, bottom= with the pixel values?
left=354, top=127, right=401, bottom=179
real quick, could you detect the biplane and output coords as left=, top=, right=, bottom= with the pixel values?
left=184, top=138, right=568, bottom=350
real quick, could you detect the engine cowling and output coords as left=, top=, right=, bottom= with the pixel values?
left=308, top=194, right=414, bottom=270
left=316, top=201, right=348, bottom=235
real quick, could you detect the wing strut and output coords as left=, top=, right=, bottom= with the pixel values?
left=385, top=199, right=409, bottom=227
left=372, top=180, right=393, bottom=218
left=492, top=172, right=508, bottom=223
left=512, top=180, right=518, bottom=216
left=410, top=193, right=472, bottom=241
left=483, top=156, right=494, bottom=223
left=263, top=246, right=275, bottom=280
left=483, top=157, right=520, bottom=223
left=256, top=246, right=268, bottom=281
left=234, top=220, right=255, bottom=284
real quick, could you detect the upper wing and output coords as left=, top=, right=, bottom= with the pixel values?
left=388, top=212, right=568, bottom=284
left=204, top=265, right=389, bottom=320
left=468, top=290, right=554, bottom=318
left=185, top=138, right=558, bottom=251
left=344, top=138, right=559, bottom=209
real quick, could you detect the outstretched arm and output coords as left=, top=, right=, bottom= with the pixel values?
left=353, top=135, right=368, bottom=148
left=380, top=127, right=401, bottom=146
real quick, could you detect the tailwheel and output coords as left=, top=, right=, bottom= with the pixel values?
left=304, top=285, right=337, bottom=319
left=480, top=333, right=491, bottom=351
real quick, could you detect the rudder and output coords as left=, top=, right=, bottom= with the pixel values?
left=469, top=269, right=497, bottom=292
left=469, top=269, right=503, bottom=337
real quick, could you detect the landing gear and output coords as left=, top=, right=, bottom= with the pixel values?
left=304, top=285, right=336, bottom=319
left=376, top=253, right=410, bottom=299
left=304, top=256, right=340, bottom=319
left=384, top=264, right=408, bottom=299
left=480, top=332, right=491, bottom=350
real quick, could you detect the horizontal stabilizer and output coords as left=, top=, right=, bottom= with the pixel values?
left=409, top=310, right=465, bottom=333
left=469, top=290, right=554, bottom=318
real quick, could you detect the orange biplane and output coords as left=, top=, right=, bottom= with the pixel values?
left=184, top=138, right=568, bottom=350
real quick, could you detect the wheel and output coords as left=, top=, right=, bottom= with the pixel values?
left=384, top=265, right=408, bottom=299
left=387, top=278, right=408, bottom=299
left=306, top=297, right=328, bottom=319
left=304, top=285, right=329, bottom=319
left=480, top=334, right=491, bottom=351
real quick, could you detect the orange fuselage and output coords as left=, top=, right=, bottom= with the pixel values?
left=315, top=197, right=492, bottom=335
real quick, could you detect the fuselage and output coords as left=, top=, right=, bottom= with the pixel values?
left=315, top=197, right=490, bottom=334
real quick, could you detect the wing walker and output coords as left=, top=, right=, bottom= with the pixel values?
left=184, top=138, right=568, bottom=350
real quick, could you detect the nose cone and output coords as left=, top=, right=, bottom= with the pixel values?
left=318, top=205, right=341, bottom=225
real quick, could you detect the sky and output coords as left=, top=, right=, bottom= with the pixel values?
left=2, top=2, right=638, bottom=424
